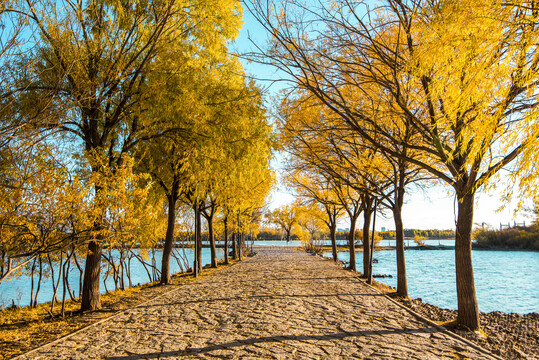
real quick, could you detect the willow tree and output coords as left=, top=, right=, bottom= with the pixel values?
left=277, top=93, right=388, bottom=275
left=0, top=143, right=91, bottom=283
left=196, top=64, right=270, bottom=268
left=286, top=170, right=343, bottom=261
left=247, top=0, right=539, bottom=329
left=13, top=0, right=245, bottom=311
left=266, top=204, right=299, bottom=242
left=136, top=7, right=245, bottom=281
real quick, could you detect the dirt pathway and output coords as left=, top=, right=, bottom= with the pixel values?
left=17, top=247, right=498, bottom=359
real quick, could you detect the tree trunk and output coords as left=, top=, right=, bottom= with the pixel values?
left=330, top=223, right=338, bottom=261
left=30, top=257, right=36, bottom=307
left=224, top=216, right=229, bottom=264
left=81, top=240, right=102, bottom=311
left=455, top=192, right=480, bottom=330
left=238, top=230, right=243, bottom=261
left=348, top=215, right=357, bottom=271
left=160, top=194, right=176, bottom=284
left=362, top=209, right=372, bottom=278
left=232, top=232, right=237, bottom=259
left=393, top=206, right=408, bottom=297
left=196, top=205, right=202, bottom=274
left=208, top=215, right=217, bottom=268
left=33, top=257, right=43, bottom=308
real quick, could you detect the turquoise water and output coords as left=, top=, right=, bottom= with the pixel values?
left=2, top=240, right=537, bottom=314
left=323, top=249, right=539, bottom=314
left=0, top=248, right=224, bottom=308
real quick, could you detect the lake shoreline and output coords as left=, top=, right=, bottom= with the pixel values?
left=395, top=296, right=538, bottom=359
left=0, top=259, right=242, bottom=359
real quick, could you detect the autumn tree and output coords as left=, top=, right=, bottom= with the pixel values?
left=247, top=0, right=539, bottom=329
left=266, top=203, right=299, bottom=242
left=10, top=0, right=245, bottom=311
left=0, top=143, right=90, bottom=283
left=286, top=169, right=343, bottom=261
left=296, top=202, right=325, bottom=250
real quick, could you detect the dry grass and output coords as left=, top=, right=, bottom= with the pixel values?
left=0, top=260, right=238, bottom=360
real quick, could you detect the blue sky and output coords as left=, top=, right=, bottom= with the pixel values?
left=231, top=3, right=530, bottom=231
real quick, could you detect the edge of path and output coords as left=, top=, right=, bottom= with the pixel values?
left=314, top=253, right=504, bottom=360
left=11, top=249, right=503, bottom=360
left=10, top=255, right=257, bottom=360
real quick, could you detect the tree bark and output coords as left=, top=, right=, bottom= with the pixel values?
left=231, top=232, right=237, bottom=259
left=330, top=222, right=338, bottom=261
left=81, top=175, right=106, bottom=311
left=362, top=208, right=372, bottom=279
left=348, top=214, right=357, bottom=271
left=224, top=216, right=229, bottom=264
left=455, top=191, right=480, bottom=330
left=238, top=230, right=243, bottom=261
left=207, top=215, right=217, bottom=268
left=196, top=205, right=202, bottom=274
left=393, top=206, right=408, bottom=297
left=81, top=239, right=102, bottom=311
left=160, top=193, right=176, bottom=284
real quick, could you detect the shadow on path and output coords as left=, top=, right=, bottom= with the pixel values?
left=105, top=326, right=440, bottom=359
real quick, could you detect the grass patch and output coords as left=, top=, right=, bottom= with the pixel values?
left=433, top=318, right=458, bottom=327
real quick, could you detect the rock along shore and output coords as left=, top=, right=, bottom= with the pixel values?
left=16, top=246, right=500, bottom=359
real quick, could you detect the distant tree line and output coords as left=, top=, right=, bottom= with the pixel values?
left=473, top=226, right=539, bottom=251
left=257, top=228, right=455, bottom=241
left=379, top=229, right=455, bottom=240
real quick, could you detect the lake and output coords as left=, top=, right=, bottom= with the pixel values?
left=1, top=240, right=537, bottom=314
left=323, top=248, right=539, bottom=314
left=0, top=247, right=224, bottom=309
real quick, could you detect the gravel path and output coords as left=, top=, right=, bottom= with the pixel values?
left=18, top=247, right=499, bottom=359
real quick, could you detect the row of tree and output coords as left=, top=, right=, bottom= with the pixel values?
left=378, top=229, right=455, bottom=240
left=246, top=0, right=539, bottom=330
left=0, top=0, right=273, bottom=312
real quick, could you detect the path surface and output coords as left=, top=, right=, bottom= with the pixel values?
left=19, top=247, right=497, bottom=359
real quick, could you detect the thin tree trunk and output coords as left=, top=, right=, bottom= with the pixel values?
left=65, top=261, right=77, bottom=302
left=63, top=251, right=76, bottom=302
left=362, top=208, right=372, bottom=278
left=161, top=194, right=176, bottom=284
left=330, top=222, right=338, bottom=261
left=50, top=252, right=64, bottom=314
left=30, top=257, right=37, bottom=307
left=81, top=239, right=102, bottom=311
left=103, top=263, right=110, bottom=293
left=196, top=204, right=202, bottom=274
left=208, top=216, right=217, bottom=268
left=126, top=255, right=133, bottom=287
left=238, top=230, right=243, bottom=261
left=393, top=206, right=408, bottom=297
left=33, top=257, right=43, bottom=307
left=348, top=215, right=357, bottom=271
left=151, top=248, right=158, bottom=282
left=61, top=252, right=72, bottom=317
left=73, top=252, right=83, bottom=298
left=224, top=216, right=229, bottom=264
left=455, top=191, right=480, bottom=330
left=231, top=232, right=237, bottom=260
left=119, top=250, right=125, bottom=290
